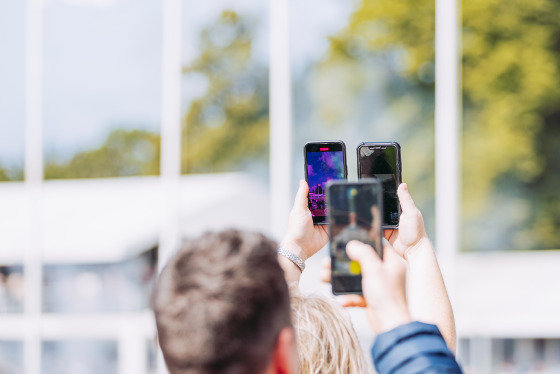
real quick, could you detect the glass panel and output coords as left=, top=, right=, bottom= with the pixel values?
left=462, top=1, right=560, bottom=251
left=42, top=249, right=157, bottom=313
left=290, top=0, right=437, bottom=238
left=42, top=340, right=117, bottom=374
left=0, top=340, right=23, bottom=374
left=43, top=0, right=162, bottom=179
left=147, top=338, right=157, bottom=374
left=0, top=0, right=25, bottom=181
left=0, top=266, right=24, bottom=313
left=181, top=0, right=269, bottom=180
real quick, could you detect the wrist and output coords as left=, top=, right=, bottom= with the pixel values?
left=279, top=240, right=307, bottom=261
left=371, top=306, right=412, bottom=334
left=404, top=237, right=433, bottom=262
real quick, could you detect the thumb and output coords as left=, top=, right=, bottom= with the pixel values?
left=397, top=183, right=417, bottom=214
left=346, top=240, right=382, bottom=276
left=293, top=180, right=309, bottom=211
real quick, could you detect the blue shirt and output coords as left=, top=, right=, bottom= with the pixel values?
left=371, top=321, right=463, bottom=374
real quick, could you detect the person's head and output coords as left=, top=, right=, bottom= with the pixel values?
left=152, top=229, right=295, bottom=374
left=290, top=293, right=371, bottom=374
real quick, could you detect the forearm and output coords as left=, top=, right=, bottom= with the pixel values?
left=405, top=239, right=457, bottom=353
left=278, top=241, right=307, bottom=287
left=371, top=322, right=462, bottom=374
left=278, top=254, right=302, bottom=286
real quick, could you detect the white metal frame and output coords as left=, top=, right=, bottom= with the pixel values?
left=269, top=0, right=293, bottom=240
left=435, top=0, right=460, bottom=299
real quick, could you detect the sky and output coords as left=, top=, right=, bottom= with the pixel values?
left=0, top=0, right=353, bottom=166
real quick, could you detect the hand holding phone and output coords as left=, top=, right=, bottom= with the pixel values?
left=304, top=141, right=348, bottom=225
left=327, top=180, right=383, bottom=295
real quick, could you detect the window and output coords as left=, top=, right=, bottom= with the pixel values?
left=43, top=0, right=162, bottom=179
left=181, top=0, right=269, bottom=181
left=0, top=0, right=25, bottom=181
left=461, top=0, right=560, bottom=252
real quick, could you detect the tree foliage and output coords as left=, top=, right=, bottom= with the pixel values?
left=44, top=129, right=160, bottom=179
left=320, top=0, right=560, bottom=250
left=181, top=11, right=269, bottom=174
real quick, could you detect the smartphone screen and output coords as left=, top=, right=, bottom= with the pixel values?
left=357, top=142, right=401, bottom=229
left=304, top=141, right=347, bottom=225
left=327, top=180, right=383, bottom=295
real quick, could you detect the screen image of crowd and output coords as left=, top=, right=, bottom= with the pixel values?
left=306, top=150, right=345, bottom=218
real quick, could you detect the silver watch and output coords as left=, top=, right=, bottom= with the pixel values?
left=277, top=247, right=306, bottom=272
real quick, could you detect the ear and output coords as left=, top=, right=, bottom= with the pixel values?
left=269, top=327, right=297, bottom=374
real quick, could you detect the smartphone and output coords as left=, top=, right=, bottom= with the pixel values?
left=357, top=142, right=402, bottom=229
left=327, top=180, right=383, bottom=295
left=304, top=141, right=348, bottom=225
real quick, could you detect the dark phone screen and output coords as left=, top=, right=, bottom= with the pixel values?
left=358, top=145, right=400, bottom=226
left=305, top=145, right=345, bottom=222
left=328, top=182, right=383, bottom=294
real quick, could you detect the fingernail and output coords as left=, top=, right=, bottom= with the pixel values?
left=402, top=183, right=408, bottom=191
left=382, top=238, right=390, bottom=246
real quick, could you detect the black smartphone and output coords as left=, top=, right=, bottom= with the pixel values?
left=327, top=180, right=383, bottom=295
left=357, top=142, right=402, bottom=229
left=304, top=141, right=348, bottom=225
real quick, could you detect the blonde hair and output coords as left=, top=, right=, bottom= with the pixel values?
left=290, top=292, right=372, bottom=374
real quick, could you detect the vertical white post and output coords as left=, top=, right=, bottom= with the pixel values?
left=269, top=0, right=292, bottom=240
left=435, top=0, right=460, bottom=298
left=119, top=322, right=147, bottom=374
left=24, top=0, right=44, bottom=373
left=158, top=0, right=182, bottom=373
left=159, top=0, right=182, bottom=273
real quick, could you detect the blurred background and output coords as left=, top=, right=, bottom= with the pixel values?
left=1, top=0, right=559, bottom=373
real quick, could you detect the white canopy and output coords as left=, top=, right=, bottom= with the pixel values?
left=0, top=173, right=270, bottom=264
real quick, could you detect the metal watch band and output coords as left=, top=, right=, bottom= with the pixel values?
left=277, top=247, right=306, bottom=272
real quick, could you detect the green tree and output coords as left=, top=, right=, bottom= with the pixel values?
left=318, top=0, right=560, bottom=250
left=181, top=11, right=269, bottom=174
left=44, top=129, right=160, bottom=179
left=0, top=167, right=9, bottom=181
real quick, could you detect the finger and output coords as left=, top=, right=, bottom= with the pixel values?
left=293, top=180, right=309, bottom=211
left=383, top=229, right=395, bottom=241
left=321, top=256, right=331, bottom=270
left=346, top=240, right=382, bottom=276
left=338, top=295, right=367, bottom=308
left=319, top=267, right=331, bottom=283
left=382, top=239, right=403, bottom=264
left=397, top=183, right=417, bottom=213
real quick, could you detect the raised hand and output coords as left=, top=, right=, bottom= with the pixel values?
left=280, top=180, right=329, bottom=261
left=384, top=183, right=429, bottom=260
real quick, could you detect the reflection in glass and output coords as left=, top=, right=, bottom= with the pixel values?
left=42, top=249, right=156, bottom=313
left=42, top=340, right=117, bottom=374
left=43, top=0, right=162, bottom=179
left=0, top=266, right=24, bottom=313
left=290, top=0, right=436, bottom=238
left=181, top=1, right=269, bottom=178
left=0, top=340, right=23, bottom=374
left=0, top=0, right=25, bottom=181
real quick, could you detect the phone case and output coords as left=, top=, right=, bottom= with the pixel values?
left=327, top=179, right=383, bottom=295
left=356, top=142, right=402, bottom=229
left=304, top=141, right=348, bottom=225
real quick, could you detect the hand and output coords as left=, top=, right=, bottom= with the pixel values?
left=384, top=183, right=429, bottom=260
left=280, top=180, right=329, bottom=261
left=345, top=240, right=411, bottom=334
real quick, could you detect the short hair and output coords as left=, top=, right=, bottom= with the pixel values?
left=290, top=292, right=372, bottom=374
left=152, top=230, right=292, bottom=374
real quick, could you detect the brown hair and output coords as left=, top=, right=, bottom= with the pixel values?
left=152, top=230, right=292, bottom=374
